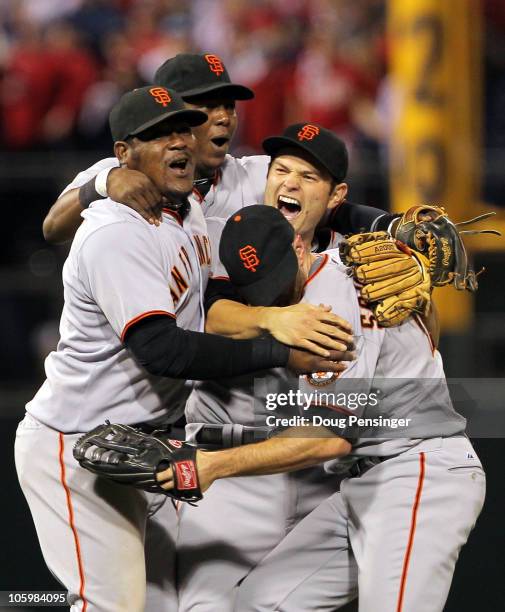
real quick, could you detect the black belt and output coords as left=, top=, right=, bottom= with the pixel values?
left=348, top=455, right=392, bottom=478
left=195, top=425, right=271, bottom=449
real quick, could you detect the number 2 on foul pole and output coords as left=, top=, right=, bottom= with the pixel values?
left=388, top=0, right=482, bottom=332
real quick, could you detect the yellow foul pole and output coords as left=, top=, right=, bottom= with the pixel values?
left=388, top=0, right=482, bottom=331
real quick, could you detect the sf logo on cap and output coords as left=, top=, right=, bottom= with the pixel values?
left=297, top=124, right=320, bottom=141
left=239, top=245, right=260, bottom=272
left=149, top=87, right=171, bottom=107
left=204, top=54, right=225, bottom=76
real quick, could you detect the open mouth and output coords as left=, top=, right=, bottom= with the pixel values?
left=277, top=195, right=302, bottom=221
left=169, top=157, right=189, bottom=171
left=210, top=136, right=230, bottom=148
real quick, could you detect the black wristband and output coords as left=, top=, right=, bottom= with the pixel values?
left=78, top=178, right=104, bottom=209
left=251, top=336, right=290, bottom=371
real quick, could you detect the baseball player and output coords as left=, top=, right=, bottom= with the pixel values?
left=42, top=52, right=399, bottom=254
left=168, top=128, right=354, bottom=612
left=43, top=55, right=362, bottom=361
left=14, top=87, right=347, bottom=612
left=42, top=53, right=435, bottom=340
left=42, top=52, right=434, bottom=350
left=159, top=205, right=485, bottom=612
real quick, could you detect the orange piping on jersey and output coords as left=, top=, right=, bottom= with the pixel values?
left=121, top=311, right=175, bottom=342
left=213, top=169, right=222, bottom=186
left=59, top=434, right=88, bottom=612
left=210, top=275, right=230, bottom=281
left=162, top=208, right=183, bottom=226
left=303, top=254, right=329, bottom=289
left=396, top=452, right=426, bottom=612
left=192, top=188, right=204, bottom=203
left=413, top=314, right=436, bottom=356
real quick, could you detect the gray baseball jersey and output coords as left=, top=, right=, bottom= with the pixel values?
left=233, top=253, right=485, bottom=612
left=16, top=197, right=210, bottom=612
left=186, top=248, right=380, bottom=432
left=27, top=198, right=209, bottom=432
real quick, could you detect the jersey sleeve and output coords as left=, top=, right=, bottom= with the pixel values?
left=78, top=221, right=175, bottom=341
left=59, top=157, right=119, bottom=197
left=298, top=260, right=384, bottom=436
left=328, top=201, right=398, bottom=234
left=240, top=155, right=270, bottom=205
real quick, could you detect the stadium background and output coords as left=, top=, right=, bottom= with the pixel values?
left=0, top=0, right=503, bottom=609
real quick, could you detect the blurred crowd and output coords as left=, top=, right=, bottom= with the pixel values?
left=0, top=0, right=503, bottom=200
left=0, top=0, right=387, bottom=154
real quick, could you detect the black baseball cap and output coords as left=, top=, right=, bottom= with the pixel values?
left=262, top=123, right=348, bottom=183
left=109, top=86, right=207, bottom=142
left=154, top=53, right=254, bottom=101
left=219, top=205, right=298, bottom=307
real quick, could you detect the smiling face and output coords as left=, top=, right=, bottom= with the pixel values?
left=183, top=96, right=238, bottom=178
left=115, top=120, right=197, bottom=202
left=264, top=148, right=347, bottom=245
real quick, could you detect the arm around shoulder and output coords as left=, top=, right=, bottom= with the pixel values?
left=43, top=159, right=118, bottom=244
left=43, top=161, right=165, bottom=243
left=43, top=187, right=84, bottom=244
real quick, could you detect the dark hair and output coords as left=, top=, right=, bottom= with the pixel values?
left=267, top=154, right=340, bottom=193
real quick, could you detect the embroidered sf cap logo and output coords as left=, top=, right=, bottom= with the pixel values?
left=297, top=124, right=320, bottom=141
left=149, top=87, right=172, bottom=107
left=219, top=205, right=298, bottom=307
left=204, top=54, right=225, bottom=76
left=239, top=245, right=260, bottom=272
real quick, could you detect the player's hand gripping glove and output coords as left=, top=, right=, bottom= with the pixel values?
left=394, top=205, right=500, bottom=291
left=339, top=231, right=431, bottom=327
left=73, top=422, right=202, bottom=504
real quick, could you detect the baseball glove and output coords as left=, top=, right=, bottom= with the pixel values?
left=340, top=231, right=431, bottom=327
left=73, top=422, right=202, bottom=504
left=394, top=205, right=500, bottom=291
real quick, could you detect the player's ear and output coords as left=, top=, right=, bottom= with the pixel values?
left=114, top=140, right=131, bottom=165
left=328, top=182, right=348, bottom=211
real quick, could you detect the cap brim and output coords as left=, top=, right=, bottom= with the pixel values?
left=130, top=108, right=208, bottom=137
left=181, top=83, right=254, bottom=101
left=236, top=248, right=298, bottom=307
left=262, top=135, right=335, bottom=179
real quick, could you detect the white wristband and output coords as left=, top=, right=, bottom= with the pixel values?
left=95, top=167, right=113, bottom=198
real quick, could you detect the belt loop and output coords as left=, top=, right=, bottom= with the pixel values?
left=221, top=424, right=234, bottom=448
left=232, top=424, right=244, bottom=447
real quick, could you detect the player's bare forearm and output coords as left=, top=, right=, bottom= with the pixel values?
left=195, top=426, right=351, bottom=491
left=205, top=299, right=269, bottom=339
left=206, top=300, right=355, bottom=358
left=43, top=189, right=84, bottom=244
